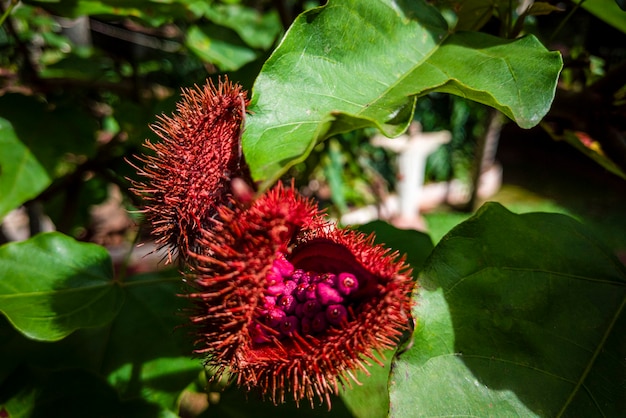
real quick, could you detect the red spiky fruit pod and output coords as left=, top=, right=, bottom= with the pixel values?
left=131, top=77, right=249, bottom=262
left=185, top=182, right=415, bottom=407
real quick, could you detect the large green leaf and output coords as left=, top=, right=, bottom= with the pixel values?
left=243, top=0, right=562, bottom=187
left=356, top=220, right=434, bottom=274
left=0, top=118, right=51, bottom=220
left=389, top=203, right=626, bottom=416
left=0, top=232, right=121, bottom=341
left=0, top=268, right=200, bottom=414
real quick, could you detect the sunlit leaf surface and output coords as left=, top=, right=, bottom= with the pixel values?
left=243, top=0, right=562, bottom=186
left=0, top=232, right=121, bottom=341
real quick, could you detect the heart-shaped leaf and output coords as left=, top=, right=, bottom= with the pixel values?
left=0, top=268, right=200, bottom=414
left=389, top=203, right=626, bottom=416
left=0, top=232, right=121, bottom=341
left=243, top=0, right=562, bottom=187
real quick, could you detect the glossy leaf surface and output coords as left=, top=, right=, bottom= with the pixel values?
left=243, top=0, right=562, bottom=186
left=0, top=232, right=121, bottom=341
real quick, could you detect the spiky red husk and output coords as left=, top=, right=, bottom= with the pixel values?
left=185, top=182, right=415, bottom=407
left=131, top=78, right=249, bottom=262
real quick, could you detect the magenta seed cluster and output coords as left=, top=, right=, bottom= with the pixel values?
left=250, top=253, right=360, bottom=344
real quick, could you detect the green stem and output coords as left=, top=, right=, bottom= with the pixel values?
left=0, top=0, right=18, bottom=28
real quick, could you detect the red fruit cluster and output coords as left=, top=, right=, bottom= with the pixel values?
left=133, top=79, right=416, bottom=408
left=250, top=256, right=361, bottom=344
left=186, top=183, right=414, bottom=407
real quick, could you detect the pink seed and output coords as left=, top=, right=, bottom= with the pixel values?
left=284, top=280, right=297, bottom=295
left=295, top=282, right=308, bottom=302
left=263, top=296, right=277, bottom=307
left=265, top=308, right=286, bottom=327
left=278, top=294, right=296, bottom=314
left=267, top=283, right=286, bottom=296
left=326, top=304, right=348, bottom=326
left=316, top=282, right=344, bottom=305
left=319, top=273, right=336, bottom=286
left=291, top=269, right=307, bottom=283
left=305, top=283, right=317, bottom=300
left=273, top=254, right=295, bottom=278
left=337, top=272, right=359, bottom=296
left=266, top=269, right=282, bottom=287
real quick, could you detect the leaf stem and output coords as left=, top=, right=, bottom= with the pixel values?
left=0, top=0, right=18, bottom=28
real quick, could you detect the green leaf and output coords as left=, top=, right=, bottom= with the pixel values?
left=0, top=270, right=199, bottom=414
left=389, top=203, right=626, bottom=417
left=24, top=0, right=192, bottom=26
left=243, top=0, right=562, bottom=186
left=195, top=3, right=282, bottom=50
left=39, top=53, right=120, bottom=81
left=0, top=232, right=121, bottom=341
left=100, top=270, right=199, bottom=411
left=543, top=124, right=626, bottom=180
left=186, top=23, right=258, bottom=71
left=575, top=0, right=626, bottom=34
left=0, top=94, right=98, bottom=175
left=338, top=350, right=395, bottom=418
left=0, top=118, right=51, bottom=220
left=525, top=1, right=566, bottom=16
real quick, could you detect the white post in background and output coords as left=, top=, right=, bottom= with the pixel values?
left=371, top=122, right=451, bottom=229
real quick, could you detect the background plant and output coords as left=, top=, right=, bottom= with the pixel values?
left=0, top=0, right=624, bottom=417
